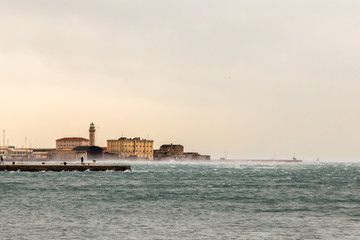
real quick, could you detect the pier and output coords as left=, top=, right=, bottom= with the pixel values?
left=0, top=164, right=131, bottom=172
left=235, top=159, right=302, bottom=163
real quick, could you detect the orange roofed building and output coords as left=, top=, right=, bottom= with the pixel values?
left=56, top=137, right=89, bottom=150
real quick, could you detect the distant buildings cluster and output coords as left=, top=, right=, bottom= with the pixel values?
left=0, top=146, right=34, bottom=158
left=154, top=144, right=210, bottom=160
left=0, top=123, right=210, bottom=161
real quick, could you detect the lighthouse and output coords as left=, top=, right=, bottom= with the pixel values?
left=89, top=122, right=96, bottom=146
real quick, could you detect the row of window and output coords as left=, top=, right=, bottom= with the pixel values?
left=110, top=144, right=152, bottom=147
left=112, top=150, right=152, bottom=153
left=0, top=151, right=32, bottom=154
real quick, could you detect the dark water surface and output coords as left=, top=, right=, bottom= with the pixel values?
left=0, top=162, right=359, bottom=239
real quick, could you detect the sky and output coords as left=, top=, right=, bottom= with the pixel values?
left=1, top=0, right=360, bottom=161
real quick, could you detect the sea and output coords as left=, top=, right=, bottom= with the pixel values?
left=0, top=161, right=359, bottom=240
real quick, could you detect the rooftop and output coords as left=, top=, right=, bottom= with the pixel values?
left=73, top=146, right=103, bottom=151
left=108, top=137, right=153, bottom=142
left=56, top=137, right=89, bottom=141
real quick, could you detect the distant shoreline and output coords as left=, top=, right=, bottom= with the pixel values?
left=1, top=158, right=302, bottom=163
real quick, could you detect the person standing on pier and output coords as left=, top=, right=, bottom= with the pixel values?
left=0, top=156, right=3, bottom=164
left=81, top=157, right=84, bottom=165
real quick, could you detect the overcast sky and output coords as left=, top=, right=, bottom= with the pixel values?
left=1, top=0, right=360, bottom=161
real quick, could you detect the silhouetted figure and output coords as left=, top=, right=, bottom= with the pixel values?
left=81, top=157, right=84, bottom=165
left=0, top=156, right=3, bottom=164
left=12, top=162, right=15, bottom=165
left=64, top=162, right=67, bottom=165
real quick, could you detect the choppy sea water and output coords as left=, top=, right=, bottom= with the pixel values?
left=0, top=162, right=359, bottom=240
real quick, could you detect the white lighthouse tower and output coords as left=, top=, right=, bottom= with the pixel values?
left=89, top=122, right=96, bottom=146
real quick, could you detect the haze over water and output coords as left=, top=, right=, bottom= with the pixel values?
left=1, top=161, right=359, bottom=239
left=1, top=1, right=360, bottom=238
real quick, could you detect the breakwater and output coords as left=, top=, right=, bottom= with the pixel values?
left=235, top=159, right=302, bottom=163
left=0, top=164, right=131, bottom=172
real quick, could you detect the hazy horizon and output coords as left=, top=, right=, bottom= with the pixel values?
left=1, top=1, right=360, bottom=161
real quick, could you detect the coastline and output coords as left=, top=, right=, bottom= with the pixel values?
left=1, top=158, right=302, bottom=163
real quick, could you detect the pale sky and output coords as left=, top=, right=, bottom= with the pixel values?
left=1, top=0, right=360, bottom=161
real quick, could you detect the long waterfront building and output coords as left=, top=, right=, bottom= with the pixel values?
left=0, top=146, right=34, bottom=158
left=107, top=137, right=154, bottom=160
left=56, top=137, right=89, bottom=150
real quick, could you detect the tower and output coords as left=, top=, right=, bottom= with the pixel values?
left=89, top=122, right=96, bottom=146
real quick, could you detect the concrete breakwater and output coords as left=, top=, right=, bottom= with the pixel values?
left=234, top=159, right=302, bottom=163
left=0, top=164, right=131, bottom=172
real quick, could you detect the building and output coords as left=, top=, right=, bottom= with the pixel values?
left=56, top=137, right=89, bottom=150
left=89, top=122, right=96, bottom=146
left=73, top=146, right=103, bottom=160
left=153, top=144, right=184, bottom=159
left=107, top=137, right=154, bottom=160
left=32, top=148, right=54, bottom=159
left=183, top=152, right=211, bottom=160
left=154, top=143, right=210, bottom=160
left=56, top=123, right=96, bottom=150
left=47, top=149, right=80, bottom=161
left=50, top=123, right=103, bottom=160
left=0, top=146, right=34, bottom=159
left=48, top=146, right=103, bottom=161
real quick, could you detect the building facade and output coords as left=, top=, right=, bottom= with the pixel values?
left=107, top=137, right=154, bottom=160
left=153, top=144, right=184, bottom=159
left=0, top=146, right=34, bottom=159
left=56, top=137, right=89, bottom=150
left=48, top=146, right=103, bottom=161
left=154, top=143, right=210, bottom=160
